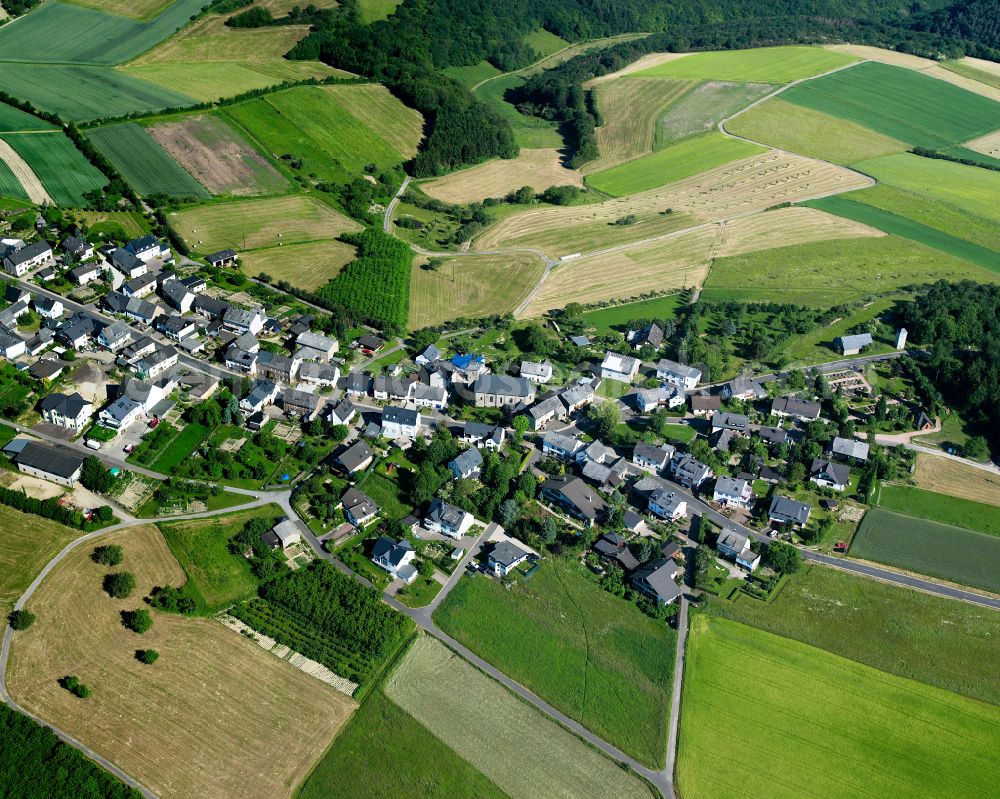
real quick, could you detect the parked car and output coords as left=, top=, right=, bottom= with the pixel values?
left=148, top=416, right=159, bottom=429
left=85, top=439, right=101, bottom=450
left=123, top=443, right=135, bottom=454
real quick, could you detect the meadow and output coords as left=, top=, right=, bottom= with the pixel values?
left=323, top=84, right=424, bottom=160
left=473, top=75, right=564, bottom=149
left=240, top=241, right=358, bottom=290
left=86, top=123, right=210, bottom=199
left=6, top=524, right=355, bottom=799
left=385, top=635, right=654, bottom=799
left=169, top=195, right=361, bottom=253
left=912, top=454, right=1000, bottom=507
left=779, top=296, right=896, bottom=364
left=78, top=210, right=151, bottom=239
left=581, top=293, right=684, bottom=334
left=851, top=508, right=1000, bottom=593
left=0, top=504, right=79, bottom=618
left=782, top=62, right=1000, bottom=154
left=586, top=132, right=766, bottom=196
left=156, top=505, right=281, bottom=614
left=408, top=252, right=545, bottom=328
left=1, top=133, right=107, bottom=206
left=0, top=64, right=193, bottom=122
left=656, top=80, right=774, bottom=145
left=677, top=616, right=1000, bottom=799
left=434, top=558, right=676, bottom=767
left=122, top=61, right=341, bottom=103
left=357, top=0, right=403, bottom=24
left=716, top=205, right=881, bottom=258
left=940, top=58, right=1000, bottom=90
left=877, top=483, right=1000, bottom=537
left=700, top=236, right=999, bottom=306
left=296, top=690, right=506, bottom=799
left=726, top=96, right=907, bottom=164
left=420, top=148, right=581, bottom=204
left=148, top=114, right=288, bottom=196
left=442, top=61, right=502, bottom=88
left=522, top=28, right=571, bottom=59
left=0, top=102, right=56, bottom=133
left=147, top=421, right=212, bottom=472
left=630, top=45, right=857, bottom=83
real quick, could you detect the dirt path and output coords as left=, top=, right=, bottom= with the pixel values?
left=0, top=138, right=53, bottom=205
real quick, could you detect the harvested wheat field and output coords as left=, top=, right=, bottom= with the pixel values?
left=965, top=129, right=1000, bottom=159
left=0, top=138, right=52, bottom=204
left=822, top=44, right=937, bottom=70
left=716, top=206, right=883, bottom=257
left=523, top=225, right=718, bottom=316
left=584, top=77, right=695, bottom=174
left=477, top=150, right=872, bottom=258
left=409, top=252, right=545, bottom=328
left=913, top=454, right=1000, bottom=508
left=586, top=52, right=689, bottom=85
left=241, top=240, right=357, bottom=290
left=421, top=149, right=582, bottom=204
left=322, top=84, right=424, bottom=159
left=6, top=525, right=355, bottom=799
left=149, top=114, right=287, bottom=196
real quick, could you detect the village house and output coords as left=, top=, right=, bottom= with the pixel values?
left=239, top=379, right=279, bottom=414
left=110, top=247, right=148, bottom=279
left=134, top=346, right=177, bottom=380
left=600, top=351, right=640, bottom=383
left=125, top=235, right=170, bottom=263
left=769, top=495, right=812, bottom=527
left=771, top=396, right=822, bottom=422
left=626, top=322, right=663, bottom=351
left=559, top=377, right=599, bottom=412
left=829, top=436, right=869, bottom=463
left=39, top=392, right=92, bottom=431
left=373, top=375, right=410, bottom=402
left=124, top=297, right=160, bottom=326
left=539, top=474, right=607, bottom=526
left=449, top=447, right=483, bottom=480
left=520, top=361, right=553, bottom=384
left=156, top=314, right=197, bottom=341
left=122, top=273, right=157, bottom=298
left=99, top=395, right=144, bottom=429
left=473, top=374, right=535, bottom=407
left=225, top=346, right=258, bottom=375
left=636, top=385, right=685, bottom=412
left=593, top=532, right=640, bottom=571
left=281, top=388, right=325, bottom=421
left=716, top=528, right=761, bottom=571
left=526, top=394, right=567, bottom=430
left=328, top=399, right=357, bottom=427
left=689, top=393, right=721, bottom=417
left=371, top=536, right=418, bottom=582
left=712, top=412, right=750, bottom=435
left=424, top=499, right=474, bottom=539
left=97, top=320, right=132, bottom=352
left=13, top=442, right=84, bottom=487
left=205, top=249, right=237, bottom=268
left=295, top=330, right=338, bottom=360
left=459, top=422, right=505, bottom=450
left=344, top=488, right=380, bottom=527
left=161, top=279, right=194, bottom=313
left=409, top=382, right=448, bottom=410
left=488, top=540, right=531, bottom=577
left=69, top=263, right=101, bottom=286
left=656, top=358, right=701, bottom=390
left=648, top=487, right=687, bottom=521
left=721, top=375, right=767, bottom=401
left=630, top=559, right=682, bottom=605
left=2, top=240, right=53, bottom=277
left=223, top=306, right=266, bottom=336
left=671, top=453, right=714, bottom=489
left=345, top=372, right=372, bottom=397
left=633, top=442, right=674, bottom=473
left=257, top=352, right=300, bottom=384
left=59, top=314, right=103, bottom=349
left=334, top=441, right=374, bottom=475
left=542, top=430, right=584, bottom=461
left=381, top=406, right=421, bottom=439
left=298, top=362, right=340, bottom=388
left=62, top=236, right=94, bottom=261
left=260, top=518, right=302, bottom=550
left=415, top=343, right=440, bottom=367
left=179, top=275, right=206, bottom=294
left=713, top=476, right=753, bottom=509
left=34, top=296, right=63, bottom=321
left=809, top=458, right=851, bottom=492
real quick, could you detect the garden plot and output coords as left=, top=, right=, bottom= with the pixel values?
left=421, top=148, right=582, bottom=204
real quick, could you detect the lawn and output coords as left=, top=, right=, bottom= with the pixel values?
left=77, top=210, right=150, bottom=239
left=148, top=422, right=211, bottom=472
left=408, top=252, right=545, bottom=329
left=241, top=241, right=358, bottom=290
left=87, top=123, right=209, bottom=199
left=1, top=133, right=108, bottom=206
left=0, top=505, right=79, bottom=618
left=156, top=504, right=283, bottom=614
left=357, top=473, right=412, bottom=521
left=700, top=235, right=1000, bottom=306
left=630, top=45, right=857, bottom=83
left=851, top=507, right=1000, bottom=593
left=434, top=557, right=676, bottom=768
left=5, top=524, right=354, bottom=799
left=677, top=616, right=999, bottom=799
left=0, top=101, right=57, bottom=133
left=296, top=689, right=506, bottom=799
left=169, top=195, right=360, bottom=253
left=913, top=453, right=1000, bottom=507
left=782, top=62, right=1000, bottom=154
left=586, top=132, right=766, bottom=196
left=385, top=635, right=654, bottom=799
left=656, top=80, right=774, bottom=145
left=581, top=293, right=684, bottom=335
left=877, top=484, right=1000, bottom=538
left=726, top=96, right=907, bottom=164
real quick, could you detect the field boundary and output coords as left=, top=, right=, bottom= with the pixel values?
left=0, top=137, right=52, bottom=204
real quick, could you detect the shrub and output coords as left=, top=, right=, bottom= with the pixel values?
left=91, top=544, right=123, bottom=566
left=59, top=675, right=90, bottom=699
left=7, top=609, right=35, bottom=630
left=121, top=609, right=152, bottom=634
left=135, top=649, right=159, bottom=665
left=103, top=571, right=136, bottom=599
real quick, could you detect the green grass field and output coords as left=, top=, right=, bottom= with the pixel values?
left=87, top=123, right=209, bottom=199
left=0, top=64, right=194, bottom=122
left=707, top=563, right=1000, bottom=706
left=0, top=102, right=56, bottom=133
left=434, top=557, right=676, bottom=768
left=0, top=0, right=207, bottom=64
left=581, top=293, right=684, bottom=334
left=727, top=96, right=907, bottom=164
left=296, top=689, right=505, bottom=799
left=0, top=162, right=28, bottom=203
left=156, top=505, right=282, bottom=615
left=587, top=132, right=766, bottom=196
left=473, top=75, right=564, bottom=149
left=356, top=0, right=402, bottom=23
left=357, top=474, right=412, bottom=521
left=148, top=422, right=211, bottom=473
left=631, top=45, right=857, bottom=83
left=1, top=133, right=108, bottom=206
left=780, top=296, right=896, bottom=364
left=0, top=505, right=79, bottom=618
left=782, top=62, right=1000, bottom=153
left=522, top=28, right=570, bottom=58
left=877, top=484, right=1000, bottom=538
left=939, top=59, right=1000, bottom=90
left=678, top=616, right=1000, bottom=799
left=701, top=235, right=1000, bottom=306
left=805, top=196, right=1000, bottom=273
left=852, top=507, right=1000, bottom=593
left=656, top=80, right=774, bottom=145
left=441, top=61, right=502, bottom=88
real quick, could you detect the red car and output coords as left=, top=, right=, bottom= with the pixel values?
left=148, top=417, right=160, bottom=429
left=834, top=541, right=848, bottom=553
left=123, top=443, right=135, bottom=454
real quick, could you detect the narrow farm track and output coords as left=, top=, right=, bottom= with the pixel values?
left=0, top=137, right=53, bottom=204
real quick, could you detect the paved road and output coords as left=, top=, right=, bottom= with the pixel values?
left=383, top=175, right=411, bottom=234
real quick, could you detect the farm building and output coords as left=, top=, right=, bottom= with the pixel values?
left=14, top=442, right=84, bottom=487
left=835, top=333, right=873, bottom=355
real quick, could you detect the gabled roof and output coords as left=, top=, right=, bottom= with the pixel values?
left=656, top=358, right=701, bottom=381
left=830, top=436, right=869, bottom=461
left=450, top=447, right=483, bottom=474
left=634, top=441, right=672, bottom=464
left=426, top=499, right=468, bottom=528
left=769, top=495, right=811, bottom=525
left=490, top=540, right=530, bottom=567
left=39, top=392, right=90, bottom=417
left=772, top=396, right=821, bottom=420
left=382, top=406, right=419, bottom=427
left=631, top=559, right=682, bottom=603
left=474, top=373, right=533, bottom=398
left=337, top=441, right=374, bottom=471
left=810, top=458, right=851, bottom=485
left=540, top=474, right=607, bottom=520
left=836, top=333, right=873, bottom=349
left=14, top=441, right=83, bottom=478
left=343, top=487, right=379, bottom=519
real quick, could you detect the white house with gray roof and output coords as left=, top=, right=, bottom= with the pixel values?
left=424, top=499, right=474, bottom=539
left=473, top=374, right=535, bottom=407
left=600, top=351, right=639, bottom=383
left=835, top=333, right=873, bottom=355
left=656, top=359, right=701, bottom=390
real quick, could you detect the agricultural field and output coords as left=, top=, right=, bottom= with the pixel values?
left=478, top=150, right=872, bottom=257
left=781, top=62, right=1000, bottom=159
left=581, top=293, right=684, bottom=334
left=630, top=45, right=857, bottom=83
left=523, top=225, right=717, bottom=316
left=241, top=240, right=358, bottom=290
left=434, top=558, right=676, bottom=767
left=707, top=563, right=1000, bottom=706
left=851, top=508, right=1000, bottom=593
left=473, top=75, right=564, bottom=149
left=0, top=102, right=57, bottom=133
left=322, top=84, right=424, bottom=160
left=585, top=77, right=695, bottom=173
left=0, top=64, right=194, bottom=122
left=63, top=0, right=174, bottom=19
left=677, top=616, right=999, bottom=799
left=77, top=210, right=151, bottom=239
left=6, top=524, right=355, bottom=799
left=587, top=132, right=766, bottom=196
left=701, top=236, right=1000, bottom=306
left=716, top=206, right=882, bottom=257
left=965, top=129, right=1000, bottom=159
left=297, top=690, right=506, bottom=799
left=656, top=80, right=774, bottom=145
left=157, top=505, right=281, bottom=614
left=726, top=97, right=907, bottom=164
left=0, top=505, right=79, bottom=618
left=940, top=57, right=1000, bottom=91
left=409, top=252, right=545, bottom=329
left=148, top=114, right=287, bottom=196
left=912, top=454, right=1000, bottom=508
left=169, top=195, right=361, bottom=253
left=420, top=148, right=582, bottom=204
left=0, top=140, right=47, bottom=204
left=0, top=0, right=207, bottom=64
left=87, top=123, right=210, bottom=199
left=1, top=132, right=108, bottom=206
left=877, top=484, right=1000, bottom=537
left=384, top=635, right=654, bottom=799
left=442, top=61, right=502, bottom=88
